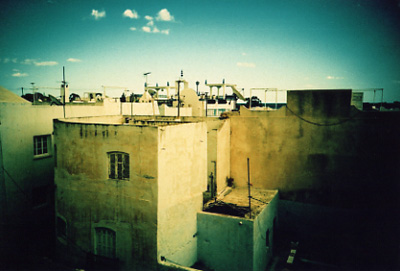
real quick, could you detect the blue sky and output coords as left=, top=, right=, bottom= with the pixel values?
left=1, top=0, right=399, bottom=102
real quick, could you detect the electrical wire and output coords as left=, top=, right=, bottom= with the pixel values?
left=286, top=106, right=360, bottom=127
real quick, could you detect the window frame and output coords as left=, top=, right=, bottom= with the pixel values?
left=33, top=134, right=52, bottom=159
left=95, top=227, right=116, bottom=259
left=107, top=152, right=130, bottom=180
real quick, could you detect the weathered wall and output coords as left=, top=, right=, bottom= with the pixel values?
left=157, top=122, right=207, bottom=267
left=230, top=105, right=400, bottom=207
left=121, top=101, right=160, bottom=116
left=159, top=104, right=192, bottom=117
left=197, top=212, right=254, bottom=271
left=253, top=191, right=278, bottom=271
left=54, top=121, right=159, bottom=270
left=181, top=88, right=203, bottom=117
left=216, top=119, right=230, bottom=193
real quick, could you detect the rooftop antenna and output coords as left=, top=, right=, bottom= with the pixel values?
left=143, top=72, right=151, bottom=88
left=62, top=66, right=67, bottom=118
left=177, top=70, right=183, bottom=119
left=30, top=82, right=36, bottom=104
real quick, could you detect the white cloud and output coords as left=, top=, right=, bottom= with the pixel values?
left=12, top=72, right=28, bottom=77
left=3, top=58, right=10, bottom=64
left=326, top=75, right=344, bottom=80
left=130, top=27, right=137, bottom=31
left=123, top=9, right=138, bottom=19
left=145, top=15, right=153, bottom=21
left=34, top=61, right=58, bottom=66
left=67, top=58, right=82, bottom=63
left=21, top=59, right=36, bottom=65
left=147, top=20, right=154, bottom=26
left=156, top=8, right=174, bottom=21
left=142, top=25, right=169, bottom=35
left=91, top=9, right=106, bottom=20
left=242, top=52, right=247, bottom=56
left=142, top=26, right=151, bottom=33
left=237, top=62, right=256, bottom=68
left=12, top=58, right=17, bottom=63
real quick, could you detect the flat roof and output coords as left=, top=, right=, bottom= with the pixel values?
left=204, top=187, right=278, bottom=219
left=55, top=115, right=205, bottom=127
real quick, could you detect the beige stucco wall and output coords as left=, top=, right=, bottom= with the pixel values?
left=216, top=119, right=230, bottom=193
left=159, top=104, right=192, bottom=117
left=121, top=101, right=160, bottom=116
left=157, top=122, right=207, bottom=267
left=204, top=119, right=230, bottom=195
left=181, top=88, right=203, bottom=117
left=54, top=121, right=159, bottom=270
left=229, top=104, right=400, bottom=207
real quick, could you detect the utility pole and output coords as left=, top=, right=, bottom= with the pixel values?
left=21, top=87, right=24, bottom=96
left=247, top=158, right=251, bottom=219
left=62, top=66, right=66, bottom=118
left=196, top=81, right=200, bottom=95
left=177, top=70, right=183, bottom=119
left=31, top=82, right=35, bottom=104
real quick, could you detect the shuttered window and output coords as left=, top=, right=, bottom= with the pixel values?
left=108, top=152, right=129, bottom=180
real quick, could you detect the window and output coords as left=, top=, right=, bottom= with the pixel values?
left=95, top=227, right=116, bottom=259
left=34, top=135, right=51, bottom=157
left=57, top=216, right=67, bottom=239
left=108, top=152, right=129, bottom=180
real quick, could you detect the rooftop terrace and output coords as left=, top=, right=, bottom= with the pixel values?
left=204, top=187, right=278, bottom=219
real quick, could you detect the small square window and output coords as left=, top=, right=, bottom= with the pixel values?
left=33, top=135, right=51, bottom=157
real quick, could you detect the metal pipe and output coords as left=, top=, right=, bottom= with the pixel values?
left=62, top=67, right=66, bottom=118
left=247, top=157, right=251, bottom=218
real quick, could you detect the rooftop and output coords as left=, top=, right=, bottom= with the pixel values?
left=204, top=187, right=278, bottom=219
left=56, top=115, right=208, bottom=127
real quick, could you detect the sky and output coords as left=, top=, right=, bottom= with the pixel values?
left=1, top=0, right=399, bottom=102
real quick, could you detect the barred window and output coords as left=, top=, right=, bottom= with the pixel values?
left=33, top=135, right=51, bottom=157
left=95, top=227, right=116, bottom=259
left=108, top=152, right=129, bottom=180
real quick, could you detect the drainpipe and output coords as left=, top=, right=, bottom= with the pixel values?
left=211, top=161, right=217, bottom=198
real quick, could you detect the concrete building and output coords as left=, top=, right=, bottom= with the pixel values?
left=53, top=116, right=207, bottom=270
left=226, top=89, right=400, bottom=269
left=0, top=86, right=155, bottom=266
left=198, top=188, right=278, bottom=271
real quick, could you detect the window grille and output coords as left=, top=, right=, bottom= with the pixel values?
left=108, top=152, right=129, bottom=180
left=95, top=227, right=116, bottom=259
